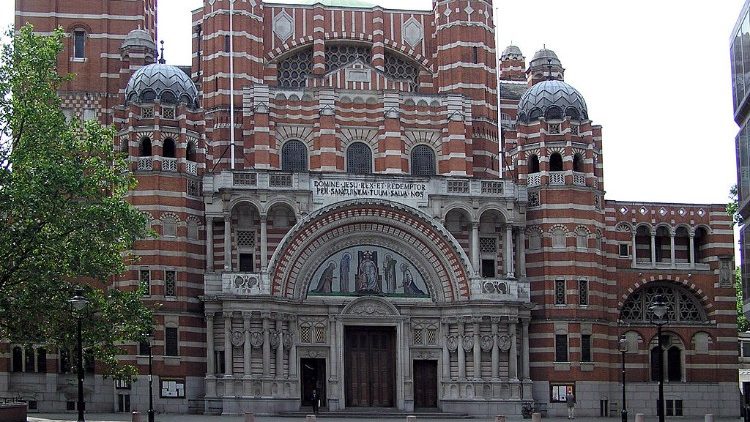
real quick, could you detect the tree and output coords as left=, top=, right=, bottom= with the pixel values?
left=0, top=26, right=152, bottom=380
left=737, top=267, right=749, bottom=332
left=728, top=184, right=743, bottom=228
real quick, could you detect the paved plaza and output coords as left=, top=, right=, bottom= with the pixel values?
left=25, top=413, right=745, bottom=422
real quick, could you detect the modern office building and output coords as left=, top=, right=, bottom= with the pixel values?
left=3, top=0, right=740, bottom=418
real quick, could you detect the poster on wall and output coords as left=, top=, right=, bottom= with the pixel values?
left=307, top=246, right=429, bottom=298
left=160, top=378, right=186, bottom=398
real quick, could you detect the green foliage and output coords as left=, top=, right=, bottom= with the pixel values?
left=0, top=26, right=153, bottom=380
left=738, top=267, right=749, bottom=333
left=728, top=184, right=743, bottom=227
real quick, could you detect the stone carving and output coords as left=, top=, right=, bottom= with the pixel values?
left=446, top=335, right=458, bottom=352
left=249, top=331, right=263, bottom=348
left=402, top=17, right=423, bottom=47
left=462, top=335, right=473, bottom=352
left=270, top=330, right=280, bottom=349
left=282, top=330, right=293, bottom=348
left=230, top=329, right=244, bottom=347
left=482, top=280, right=508, bottom=294
left=480, top=335, right=494, bottom=352
left=496, top=334, right=511, bottom=351
left=413, top=349, right=438, bottom=360
left=272, top=10, right=294, bottom=43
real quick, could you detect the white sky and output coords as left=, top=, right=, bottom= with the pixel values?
left=6, top=0, right=745, bottom=206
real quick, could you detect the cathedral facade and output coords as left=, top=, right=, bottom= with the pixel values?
left=5, top=0, right=740, bottom=418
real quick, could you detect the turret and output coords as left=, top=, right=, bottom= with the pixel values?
left=499, top=45, right=526, bottom=82
left=526, top=48, right=565, bottom=86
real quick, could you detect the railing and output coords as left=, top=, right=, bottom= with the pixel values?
left=233, top=172, right=257, bottom=186
left=447, top=180, right=469, bottom=194
left=527, top=173, right=541, bottom=187
left=137, top=157, right=152, bottom=171
left=269, top=173, right=293, bottom=187
left=573, top=172, right=586, bottom=186
left=162, top=158, right=177, bottom=172
left=481, top=181, right=504, bottom=194
left=549, top=171, right=565, bottom=185
left=185, top=161, right=198, bottom=176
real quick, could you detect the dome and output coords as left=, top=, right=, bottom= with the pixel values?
left=125, top=63, right=199, bottom=109
left=517, top=80, right=588, bottom=123
left=529, top=48, right=561, bottom=69
left=500, top=45, right=523, bottom=61
left=121, top=29, right=156, bottom=51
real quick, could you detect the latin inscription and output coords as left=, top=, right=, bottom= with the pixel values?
left=313, top=180, right=427, bottom=199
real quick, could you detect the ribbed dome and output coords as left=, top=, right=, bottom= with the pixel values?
left=529, top=48, right=561, bottom=69
left=121, top=29, right=156, bottom=51
left=500, top=45, right=523, bottom=60
left=517, top=80, right=588, bottom=123
left=125, top=64, right=199, bottom=109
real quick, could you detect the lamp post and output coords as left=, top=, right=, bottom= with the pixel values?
left=618, top=334, right=628, bottom=422
left=69, top=288, right=88, bottom=422
left=146, top=332, right=155, bottom=422
left=649, top=294, right=669, bottom=422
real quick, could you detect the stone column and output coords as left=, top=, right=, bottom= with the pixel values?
left=262, top=313, right=271, bottom=377
left=206, top=313, right=215, bottom=375
left=224, top=215, right=232, bottom=271
left=517, top=229, right=526, bottom=277
left=689, top=233, right=695, bottom=268
left=371, top=8, right=385, bottom=71
left=288, top=319, right=297, bottom=379
left=505, top=225, right=514, bottom=277
left=457, top=319, right=466, bottom=380
left=670, top=229, right=676, bottom=268
left=442, top=320, right=451, bottom=380
left=471, top=222, right=480, bottom=275
left=491, top=317, right=500, bottom=380
left=243, top=312, right=252, bottom=377
left=521, top=319, right=530, bottom=380
left=650, top=229, right=656, bottom=266
left=472, top=318, right=481, bottom=380
left=631, top=230, right=637, bottom=267
left=224, top=312, right=233, bottom=376
left=276, top=318, right=284, bottom=378
left=508, top=320, right=518, bottom=380
left=206, top=217, right=214, bottom=271
left=260, top=215, right=268, bottom=271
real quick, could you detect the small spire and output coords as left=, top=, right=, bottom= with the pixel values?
left=158, top=40, right=166, bottom=64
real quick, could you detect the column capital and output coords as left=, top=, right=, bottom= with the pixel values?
left=222, top=311, right=233, bottom=319
left=471, top=316, right=483, bottom=325
left=261, top=311, right=272, bottom=320
left=508, top=316, right=519, bottom=325
left=205, top=311, right=215, bottom=321
left=242, top=311, right=253, bottom=321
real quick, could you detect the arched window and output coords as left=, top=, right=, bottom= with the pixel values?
left=650, top=336, right=683, bottom=382
left=552, top=228, right=566, bottom=249
left=694, top=227, right=709, bottom=263
left=139, top=137, right=152, bottom=157
left=549, top=152, right=563, bottom=171
left=565, top=107, right=580, bottom=120
left=281, top=140, right=308, bottom=172
left=163, top=138, right=176, bottom=158
left=573, top=153, right=583, bottom=172
left=161, top=91, right=177, bottom=104
left=528, top=230, right=541, bottom=250
left=186, top=141, right=196, bottom=162
left=11, top=346, right=22, bottom=372
left=529, top=155, right=540, bottom=173
left=545, top=106, right=563, bottom=120
left=576, top=228, right=588, bottom=249
left=347, top=142, right=372, bottom=174
left=411, top=145, right=436, bottom=176
left=162, top=216, right=177, bottom=238
left=140, top=89, right=156, bottom=102
left=619, top=282, right=707, bottom=323
left=278, top=47, right=313, bottom=88
left=73, top=29, right=86, bottom=59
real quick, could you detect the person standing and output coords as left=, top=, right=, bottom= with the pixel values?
left=312, top=388, right=319, bottom=414
left=566, top=392, right=576, bottom=419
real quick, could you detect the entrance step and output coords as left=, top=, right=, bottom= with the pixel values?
left=279, top=408, right=472, bottom=419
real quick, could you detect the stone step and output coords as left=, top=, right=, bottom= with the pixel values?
left=279, top=408, right=472, bottom=419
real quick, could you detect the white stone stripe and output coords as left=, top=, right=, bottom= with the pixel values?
left=17, top=11, right=143, bottom=20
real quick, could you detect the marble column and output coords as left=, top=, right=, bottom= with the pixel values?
left=260, top=215, right=268, bottom=271
left=262, top=313, right=271, bottom=377
left=516, top=230, right=526, bottom=277
left=471, top=222, right=480, bottom=275
left=243, top=312, right=252, bottom=377
left=670, top=230, right=676, bottom=268
left=457, top=319, right=466, bottom=380
left=206, top=313, right=215, bottom=375
left=276, top=318, right=284, bottom=378
left=521, top=319, right=530, bottom=380
left=650, top=229, right=656, bottom=266
left=288, top=320, right=297, bottom=379
left=509, top=320, right=518, bottom=380
left=689, top=233, right=695, bottom=268
left=631, top=230, right=637, bottom=267
left=442, top=320, right=451, bottom=380
left=224, top=215, right=232, bottom=271
left=505, top=225, right=515, bottom=277
left=491, top=317, right=500, bottom=380
left=206, top=218, right=214, bottom=271
left=472, top=318, right=481, bottom=380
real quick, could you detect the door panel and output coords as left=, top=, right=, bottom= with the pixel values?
left=413, top=360, right=437, bottom=408
left=344, top=326, right=395, bottom=407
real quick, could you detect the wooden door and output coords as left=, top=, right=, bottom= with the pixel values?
left=413, top=360, right=438, bottom=408
left=344, top=326, right=395, bottom=407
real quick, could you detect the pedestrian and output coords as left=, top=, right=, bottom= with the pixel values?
left=566, top=392, right=576, bottom=419
left=312, top=388, right=319, bottom=414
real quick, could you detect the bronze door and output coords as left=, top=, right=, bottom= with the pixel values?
left=344, top=326, right=396, bottom=407
left=413, top=360, right=438, bottom=408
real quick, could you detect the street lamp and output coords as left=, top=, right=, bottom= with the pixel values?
left=649, top=294, right=669, bottom=422
left=69, top=288, right=88, bottom=422
left=145, top=331, right=155, bottom=422
left=618, top=334, right=628, bottom=422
